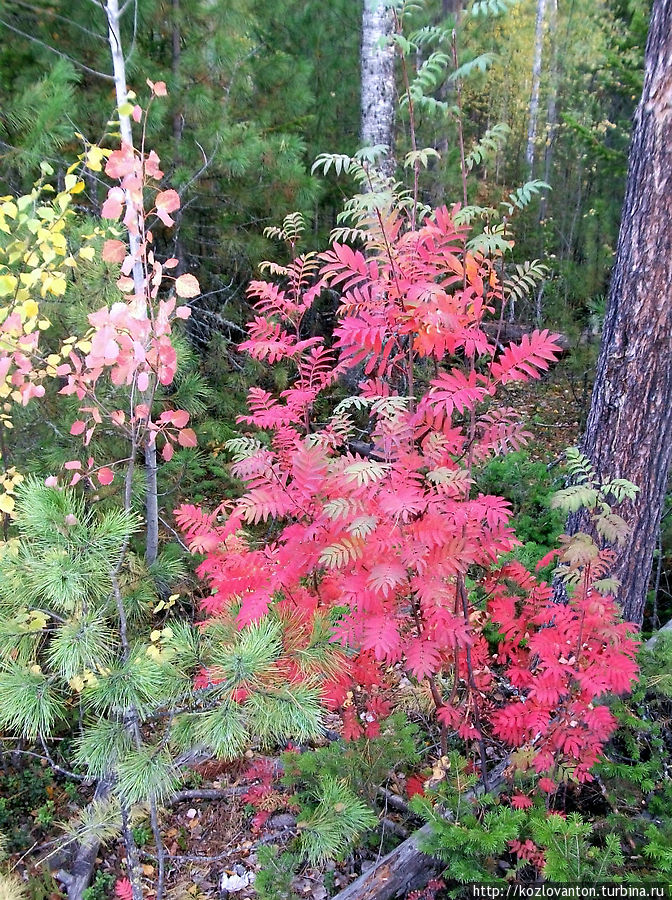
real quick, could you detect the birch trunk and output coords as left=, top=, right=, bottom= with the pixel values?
left=361, top=0, right=396, bottom=177
left=103, top=0, right=160, bottom=571
left=576, top=0, right=672, bottom=627
left=525, top=0, right=547, bottom=174
left=103, top=0, right=144, bottom=298
left=539, top=0, right=558, bottom=221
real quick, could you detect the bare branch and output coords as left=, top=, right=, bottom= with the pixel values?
left=0, top=16, right=113, bottom=81
left=4, top=0, right=106, bottom=40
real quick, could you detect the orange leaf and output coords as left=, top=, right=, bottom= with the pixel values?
left=102, top=240, right=126, bottom=263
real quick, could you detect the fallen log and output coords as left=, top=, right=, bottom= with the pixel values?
left=334, top=821, right=442, bottom=900
left=332, top=759, right=510, bottom=900
left=645, top=617, right=672, bottom=650
left=53, top=779, right=111, bottom=900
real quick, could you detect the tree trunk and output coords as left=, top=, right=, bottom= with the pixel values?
left=430, top=0, right=462, bottom=207
left=538, top=0, right=558, bottom=221
left=525, top=0, right=547, bottom=174
left=333, top=822, right=443, bottom=900
left=103, top=0, right=144, bottom=298
left=577, top=0, right=672, bottom=627
left=103, top=0, right=160, bottom=563
left=54, top=779, right=111, bottom=900
left=360, top=0, right=396, bottom=177
left=332, top=760, right=509, bottom=900
left=144, top=441, right=159, bottom=566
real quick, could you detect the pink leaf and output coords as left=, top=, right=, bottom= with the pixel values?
left=147, top=80, right=167, bottom=97
left=538, top=777, right=557, bottom=793
left=176, top=305, right=191, bottom=319
left=162, top=441, right=174, bottom=462
left=156, top=208, right=175, bottom=228
left=177, top=428, right=197, bottom=448
left=175, top=273, right=200, bottom=298
left=102, top=240, right=127, bottom=263
left=70, top=420, right=86, bottom=436
left=156, top=189, right=180, bottom=213
left=105, top=144, right=136, bottom=179
left=97, top=467, right=114, bottom=486
left=164, top=257, right=179, bottom=269
left=132, top=105, right=142, bottom=123
left=101, top=187, right=124, bottom=220
left=405, top=638, right=442, bottom=681
left=511, top=793, right=533, bottom=810
left=115, top=878, right=133, bottom=900
left=117, top=276, right=135, bottom=293
left=144, top=151, right=163, bottom=180
left=171, top=410, right=190, bottom=428
left=64, top=460, right=81, bottom=470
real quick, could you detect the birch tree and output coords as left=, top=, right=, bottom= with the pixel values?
left=360, top=0, right=397, bottom=176
left=525, top=0, right=548, bottom=173
left=102, top=0, right=161, bottom=567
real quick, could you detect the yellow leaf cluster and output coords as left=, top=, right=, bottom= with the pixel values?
left=146, top=625, right=175, bottom=661
left=0, top=175, right=99, bottom=422
left=69, top=669, right=100, bottom=693
left=0, top=467, right=24, bottom=517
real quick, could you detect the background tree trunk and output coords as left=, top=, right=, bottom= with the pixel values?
left=577, top=0, right=672, bottom=627
left=360, top=0, right=396, bottom=177
left=525, top=0, right=548, bottom=174
left=538, top=0, right=558, bottom=221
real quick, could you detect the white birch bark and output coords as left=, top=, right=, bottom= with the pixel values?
left=102, top=0, right=159, bottom=569
left=525, top=0, right=548, bottom=173
left=103, top=0, right=145, bottom=299
left=360, top=0, right=396, bottom=177
left=539, top=0, right=558, bottom=220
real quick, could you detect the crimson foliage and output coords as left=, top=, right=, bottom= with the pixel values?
left=178, top=203, right=638, bottom=786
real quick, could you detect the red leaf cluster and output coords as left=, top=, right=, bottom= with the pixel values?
left=178, top=203, right=637, bottom=787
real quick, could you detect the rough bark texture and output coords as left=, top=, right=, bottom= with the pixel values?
left=360, top=0, right=396, bottom=177
left=332, top=761, right=509, bottom=900
left=333, top=823, right=443, bottom=900
left=54, top=780, right=110, bottom=900
left=578, top=0, right=672, bottom=626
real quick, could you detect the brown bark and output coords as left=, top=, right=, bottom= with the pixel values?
left=333, top=822, right=443, bottom=900
left=332, top=760, right=509, bottom=900
left=577, top=0, right=672, bottom=627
